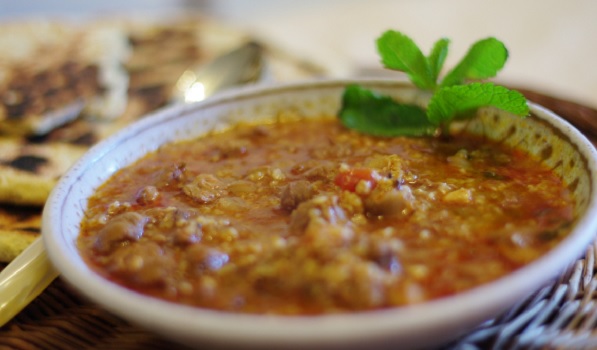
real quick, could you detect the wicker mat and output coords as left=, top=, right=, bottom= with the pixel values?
left=1, top=90, right=596, bottom=350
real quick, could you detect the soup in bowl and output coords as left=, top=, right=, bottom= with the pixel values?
left=42, top=79, right=597, bottom=349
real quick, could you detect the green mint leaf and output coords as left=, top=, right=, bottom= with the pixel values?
left=427, top=38, right=450, bottom=83
left=376, top=30, right=435, bottom=90
left=427, top=82, right=530, bottom=125
left=338, top=32, right=529, bottom=137
left=441, top=37, right=508, bottom=87
left=339, top=84, right=437, bottom=137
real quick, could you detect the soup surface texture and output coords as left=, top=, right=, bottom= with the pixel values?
left=78, top=116, right=574, bottom=315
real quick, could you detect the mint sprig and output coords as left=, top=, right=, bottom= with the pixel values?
left=440, top=37, right=508, bottom=87
left=340, top=85, right=435, bottom=137
left=427, top=83, right=530, bottom=125
left=427, top=38, right=450, bottom=84
left=376, top=30, right=438, bottom=90
left=338, top=30, right=529, bottom=136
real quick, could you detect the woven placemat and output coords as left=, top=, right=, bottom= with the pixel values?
left=1, top=89, right=596, bottom=350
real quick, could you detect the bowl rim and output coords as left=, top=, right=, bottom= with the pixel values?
left=42, top=78, right=597, bottom=348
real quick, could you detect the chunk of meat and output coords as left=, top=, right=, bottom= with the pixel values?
left=155, top=163, right=187, bottom=188
left=289, top=195, right=354, bottom=247
left=364, top=154, right=405, bottom=182
left=248, top=251, right=391, bottom=310
left=336, top=261, right=390, bottom=309
left=94, top=212, right=148, bottom=254
left=366, top=237, right=403, bottom=273
left=289, top=195, right=347, bottom=234
left=291, top=160, right=336, bottom=181
left=210, top=139, right=251, bottom=161
left=364, top=184, right=414, bottom=217
left=107, top=241, right=173, bottom=286
left=186, top=245, right=229, bottom=274
left=280, top=180, right=314, bottom=210
left=183, top=174, right=225, bottom=203
left=136, top=185, right=159, bottom=205
left=303, top=163, right=337, bottom=181
left=172, top=221, right=202, bottom=246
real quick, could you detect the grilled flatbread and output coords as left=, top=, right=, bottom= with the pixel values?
left=0, top=137, right=88, bottom=206
left=0, top=205, right=41, bottom=262
left=0, top=15, right=251, bottom=262
left=0, top=21, right=130, bottom=136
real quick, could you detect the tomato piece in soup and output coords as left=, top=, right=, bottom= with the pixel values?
left=335, top=168, right=379, bottom=192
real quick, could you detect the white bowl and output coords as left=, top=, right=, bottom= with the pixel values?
left=42, top=79, right=597, bottom=349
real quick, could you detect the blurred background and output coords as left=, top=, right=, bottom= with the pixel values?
left=1, top=0, right=595, bottom=108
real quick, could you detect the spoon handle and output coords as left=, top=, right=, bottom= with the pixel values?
left=0, top=237, right=58, bottom=327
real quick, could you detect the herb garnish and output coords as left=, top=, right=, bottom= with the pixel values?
left=338, top=30, right=530, bottom=136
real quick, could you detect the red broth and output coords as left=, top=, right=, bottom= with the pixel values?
left=78, top=117, right=574, bottom=315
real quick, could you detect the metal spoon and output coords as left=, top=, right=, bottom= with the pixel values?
left=172, top=41, right=265, bottom=103
left=0, top=41, right=265, bottom=327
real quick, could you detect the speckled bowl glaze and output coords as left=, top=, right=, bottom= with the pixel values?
left=42, top=79, right=597, bottom=349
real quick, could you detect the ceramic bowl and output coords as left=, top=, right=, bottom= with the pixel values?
left=42, top=79, right=597, bottom=349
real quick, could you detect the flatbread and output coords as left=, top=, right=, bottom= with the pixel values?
left=0, top=15, right=254, bottom=262
left=0, top=20, right=130, bottom=136
left=0, top=137, right=88, bottom=206
left=0, top=205, right=40, bottom=262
